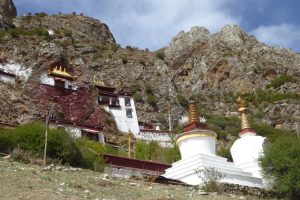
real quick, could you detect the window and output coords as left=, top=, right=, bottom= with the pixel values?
left=126, top=109, right=133, bottom=118
left=54, top=79, right=65, bottom=88
left=125, top=97, right=131, bottom=107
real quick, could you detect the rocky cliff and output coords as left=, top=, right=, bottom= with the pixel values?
left=0, top=13, right=299, bottom=135
left=0, top=0, right=17, bottom=18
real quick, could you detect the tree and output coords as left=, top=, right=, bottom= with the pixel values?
left=259, top=136, right=300, bottom=199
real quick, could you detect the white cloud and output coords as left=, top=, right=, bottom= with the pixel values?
left=251, top=24, right=300, bottom=51
left=93, top=0, right=240, bottom=50
left=15, top=0, right=241, bottom=50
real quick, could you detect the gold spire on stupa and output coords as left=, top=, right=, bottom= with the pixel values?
left=188, top=100, right=200, bottom=124
left=236, top=97, right=251, bottom=130
left=48, top=66, right=76, bottom=80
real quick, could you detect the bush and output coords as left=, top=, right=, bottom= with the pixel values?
left=266, top=75, right=294, bottom=88
left=195, top=167, right=225, bottom=193
left=155, top=52, right=165, bottom=60
left=0, top=128, right=15, bottom=154
left=259, top=136, right=300, bottom=199
left=177, top=94, right=189, bottom=108
left=147, top=94, right=157, bottom=107
left=34, top=12, right=48, bottom=17
left=133, top=93, right=143, bottom=103
left=122, top=58, right=128, bottom=65
left=134, top=141, right=180, bottom=164
left=139, top=60, right=146, bottom=66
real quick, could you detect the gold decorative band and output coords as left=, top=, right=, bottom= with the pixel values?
left=176, top=131, right=217, bottom=145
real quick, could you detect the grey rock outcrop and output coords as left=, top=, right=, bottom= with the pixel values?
left=0, top=0, right=17, bottom=18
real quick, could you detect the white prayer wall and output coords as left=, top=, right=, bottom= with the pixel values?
left=135, top=130, right=172, bottom=147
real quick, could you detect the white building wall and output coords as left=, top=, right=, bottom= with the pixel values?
left=40, top=73, right=77, bottom=90
left=104, top=96, right=140, bottom=135
left=49, top=124, right=82, bottom=138
left=0, top=61, right=32, bottom=82
left=135, top=130, right=173, bottom=147
left=0, top=74, right=15, bottom=84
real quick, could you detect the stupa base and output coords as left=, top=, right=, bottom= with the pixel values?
left=162, top=153, right=263, bottom=188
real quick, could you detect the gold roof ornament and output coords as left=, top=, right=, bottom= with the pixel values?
left=48, top=66, right=76, bottom=80
left=236, top=97, right=251, bottom=130
left=93, top=75, right=106, bottom=86
left=188, top=100, right=200, bottom=124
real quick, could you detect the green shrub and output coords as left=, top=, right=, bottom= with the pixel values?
left=0, top=128, right=15, bottom=154
left=133, top=93, right=143, bottom=103
left=122, top=58, right=128, bottom=65
left=195, top=167, right=225, bottom=193
left=217, top=147, right=233, bottom=162
left=147, top=94, right=157, bottom=107
left=134, top=141, right=149, bottom=160
left=259, top=136, right=300, bottom=199
left=134, top=141, right=180, bottom=164
left=139, top=60, right=146, bottom=66
left=155, top=52, right=165, bottom=60
left=266, top=75, right=294, bottom=88
left=177, top=94, right=189, bottom=108
left=144, top=82, right=153, bottom=94
left=35, top=12, right=48, bottom=17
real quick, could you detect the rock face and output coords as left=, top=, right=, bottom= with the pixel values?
left=0, top=14, right=299, bottom=136
left=0, top=16, right=15, bottom=30
left=0, top=0, right=17, bottom=18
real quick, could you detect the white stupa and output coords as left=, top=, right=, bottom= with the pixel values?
left=230, top=97, right=267, bottom=179
left=162, top=100, right=263, bottom=187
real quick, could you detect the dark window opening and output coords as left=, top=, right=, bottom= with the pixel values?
left=125, top=97, right=131, bottom=107
left=54, top=79, right=65, bottom=88
left=82, top=131, right=99, bottom=142
left=126, top=109, right=133, bottom=118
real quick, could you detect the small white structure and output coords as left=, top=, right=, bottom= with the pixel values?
left=136, top=129, right=173, bottom=147
left=0, top=59, right=32, bottom=82
left=40, top=66, right=77, bottom=90
left=0, top=69, right=16, bottom=84
left=95, top=82, right=140, bottom=135
left=230, top=97, right=267, bottom=179
left=163, top=100, right=264, bottom=188
left=49, top=121, right=104, bottom=143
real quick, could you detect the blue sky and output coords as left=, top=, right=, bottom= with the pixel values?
left=14, top=0, right=300, bottom=52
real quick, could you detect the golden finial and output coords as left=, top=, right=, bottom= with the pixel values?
left=188, top=100, right=200, bottom=124
left=48, top=66, right=76, bottom=80
left=236, top=97, right=251, bottom=130
left=93, top=75, right=105, bottom=86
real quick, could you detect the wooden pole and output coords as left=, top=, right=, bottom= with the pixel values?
left=43, top=103, right=54, bottom=166
left=128, top=134, right=131, bottom=158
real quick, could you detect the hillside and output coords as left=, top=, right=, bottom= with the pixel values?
left=0, top=158, right=248, bottom=200
left=0, top=13, right=299, bottom=135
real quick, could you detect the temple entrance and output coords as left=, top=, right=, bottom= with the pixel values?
left=54, top=79, right=65, bottom=89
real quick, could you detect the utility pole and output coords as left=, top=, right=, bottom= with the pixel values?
left=169, top=108, right=172, bottom=132
left=43, top=103, right=54, bottom=166
left=296, top=122, right=299, bottom=140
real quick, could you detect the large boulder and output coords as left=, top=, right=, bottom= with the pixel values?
left=0, top=0, right=17, bottom=18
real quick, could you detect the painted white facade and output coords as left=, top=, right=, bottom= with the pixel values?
left=103, top=96, right=140, bottom=135
left=0, top=61, right=32, bottom=82
left=230, top=133, right=266, bottom=178
left=163, top=128, right=264, bottom=188
left=135, top=130, right=173, bottom=147
left=40, top=73, right=78, bottom=90
left=0, top=73, right=15, bottom=84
